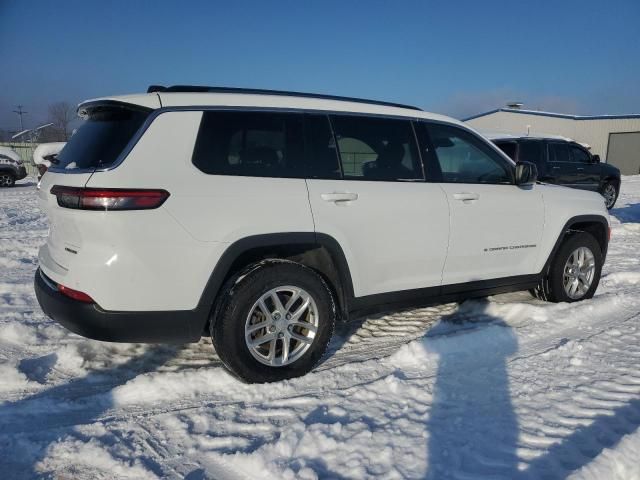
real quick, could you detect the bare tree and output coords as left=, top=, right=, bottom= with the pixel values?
left=48, top=101, right=75, bottom=141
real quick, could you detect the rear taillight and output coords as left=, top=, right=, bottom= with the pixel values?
left=57, top=284, right=94, bottom=303
left=50, top=186, right=169, bottom=211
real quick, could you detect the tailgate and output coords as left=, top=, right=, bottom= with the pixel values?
left=38, top=171, right=94, bottom=273
left=37, top=101, right=153, bottom=276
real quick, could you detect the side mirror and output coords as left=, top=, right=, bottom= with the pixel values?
left=592, top=154, right=601, bottom=163
left=515, top=161, right=538, bottom=186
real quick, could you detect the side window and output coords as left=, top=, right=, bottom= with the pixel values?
left=494, top=141, right=517, bottom=161
left=425, top=123, right=512, bottom=184
left=548, top=142, right=571, bottom=163
left=518, top=140, right=544, bottom=168
left=570, top=145, right=591, bottom=164
left=329, top=115, right=423, bottom=181
left=192, top=111, right=304, bottom=177
left=303, top=114, right=341, bottom=179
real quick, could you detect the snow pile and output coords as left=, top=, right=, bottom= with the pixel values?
left=568, top=427, right=640, bottom=480
left=1, top=176, right=640, bottom=479
left=0, top=361, right=32, bottom=392
left=32, top=142, right=65, bottom=167
left=36, top=438, right=159, bottom=479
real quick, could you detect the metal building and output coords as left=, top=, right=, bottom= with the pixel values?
left=464, top=108, right=640, bottom=175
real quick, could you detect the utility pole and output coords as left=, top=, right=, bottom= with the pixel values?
left=13, top=105, right=28, bottom=131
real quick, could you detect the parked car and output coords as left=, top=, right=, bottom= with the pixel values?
left=0, top=146, right=27, bottom=187
left=487, top=133, right=621, bottom=209
left=33, top=142, right=66, bottom=180
left=35, top=86, right=610, bottom=383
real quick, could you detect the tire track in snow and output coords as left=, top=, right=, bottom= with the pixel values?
left=3, top=178, right=640, bottom=478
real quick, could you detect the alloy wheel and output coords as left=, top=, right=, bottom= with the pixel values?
left=0, top=173, right=13, bottom=187
left=603, top=184, right=617, bottom=209
left=245, top=286, right=319, bottom=367
left=563, top=246, right=596, bottom=299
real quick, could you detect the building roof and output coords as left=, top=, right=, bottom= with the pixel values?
left=482, top=131, right=575, bottom=142
left=464, top=108, right=640, bottom=122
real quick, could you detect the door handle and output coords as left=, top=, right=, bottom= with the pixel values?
left=321, top=192, right=358, bottom=203
left=552, top=166, right=561, bottom=170
left=453, top=192, right=480, bottom=202
left=577, top=167, right=585, bottom=171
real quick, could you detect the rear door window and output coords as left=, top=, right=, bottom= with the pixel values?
left=518, top=140, right=544, bottom=169
left=548, top=142, right=571, bottom=163
left=54, top=106, right=150, bottom=170
left=329, top=115, right=423, bottom=181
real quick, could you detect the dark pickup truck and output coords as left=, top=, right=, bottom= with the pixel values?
left=489, top=134, right=621, bottom=209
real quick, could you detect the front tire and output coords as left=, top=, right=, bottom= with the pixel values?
left=211, top=260, right=335, bottom=383
left=601, top=180, right=618, bottom=209
left=533, top=232, right=603, bottom=303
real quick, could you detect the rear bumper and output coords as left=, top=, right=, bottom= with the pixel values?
left=34, top=268, right=204, bottom=343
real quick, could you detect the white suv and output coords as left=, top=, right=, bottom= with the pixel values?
left=35, top=86, right=610, bottom=383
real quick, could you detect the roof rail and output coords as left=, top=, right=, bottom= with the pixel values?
left=147, top=85, right=422, bottom=111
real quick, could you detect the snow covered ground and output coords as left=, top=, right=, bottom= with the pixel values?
left=1, top=177, right=640, bottom=480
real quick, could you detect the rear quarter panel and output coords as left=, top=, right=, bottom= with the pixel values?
left=82, top=110, right=314, bottom=311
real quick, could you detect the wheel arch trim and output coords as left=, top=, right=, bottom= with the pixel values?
left=197, top=232, right=355, bottom=330
left=542, top=214, right=609, bottom=274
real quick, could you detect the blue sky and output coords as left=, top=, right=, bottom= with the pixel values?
left=1, top=0, right=639, bottom=131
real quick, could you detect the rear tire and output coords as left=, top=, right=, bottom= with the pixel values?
left=601, top=180, right=618, bottom=209
left=0, top=172, right=15, bottom=187
left=211, top=260, right=335, bottom=383
left=533, top=232, right=603, bottom=303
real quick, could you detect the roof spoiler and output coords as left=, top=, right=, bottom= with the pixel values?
left=77, top=100, right=154, bottom=118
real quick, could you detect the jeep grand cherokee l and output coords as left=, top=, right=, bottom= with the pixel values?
left=34, top=86, right=610, bottom=383
left=488, top=133, right=621, bottom=209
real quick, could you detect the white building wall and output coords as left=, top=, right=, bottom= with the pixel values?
left=466, top=111, right=640, bottom=163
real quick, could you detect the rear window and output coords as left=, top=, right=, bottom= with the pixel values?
left=54, top=106, right=149, bottom=170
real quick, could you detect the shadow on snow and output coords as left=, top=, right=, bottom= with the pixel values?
left=610, top=202, right=640, bottom=224
left=1, top=298, right=639, bottom=479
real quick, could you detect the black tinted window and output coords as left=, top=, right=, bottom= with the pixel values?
left=548, top=142, right=571, bottom=163
left=193, top=111, right=305, bottom=177
left=330, top=115, right=423, bottom=181
left=494, top=141, right=517, bottom=160
left=55, top=107, right=149, bottom=170
left=304, top=114, right=341, bottom=179
left=519, top=141, right=544, bottom=168
left=570, top=145, right=591, bottom=163
left=426, top=124, right=512, bottom=184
